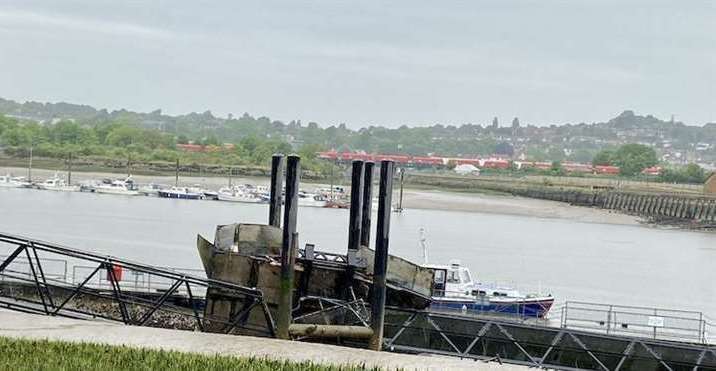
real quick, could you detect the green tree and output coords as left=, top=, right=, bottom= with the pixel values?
left=612, top=144, right=657, bottom=176
left=592, top=149, right=614, bottom=166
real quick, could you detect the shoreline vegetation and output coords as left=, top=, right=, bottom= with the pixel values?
left=0, top=337, right=384, bottom=371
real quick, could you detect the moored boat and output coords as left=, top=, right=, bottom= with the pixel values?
left=138, top=183, right=163, bottom=196
left=298, top=191, right=327, bottom=207
left=94, top=177, right=139, bottom=196
left=426, top=261, right=554, bottom=318
left=0, top=174, right=30, bottom=188
left=37, top=174, right=80, bottom=192
left=217, top=186, right=263, bottom=203
left=158, top=186, right=205, bottom=200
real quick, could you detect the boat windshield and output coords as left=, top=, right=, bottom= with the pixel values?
left=447, top=270, right=460, bottom=283
left=461, top=269, right=472, bottom=284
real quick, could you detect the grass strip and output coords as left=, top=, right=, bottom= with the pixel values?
left=0, top=336, right=386, bottom=371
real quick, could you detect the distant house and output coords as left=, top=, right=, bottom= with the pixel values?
left=641, top=166, right=662, bottom=176
left=594, top=165, right=620, bottom=175
left=454, top=164, right=480, bottom=176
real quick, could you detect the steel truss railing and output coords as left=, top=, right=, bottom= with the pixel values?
left=383, top=307, right=716, bottom=371
left=0, top=232, right=275, bottom=337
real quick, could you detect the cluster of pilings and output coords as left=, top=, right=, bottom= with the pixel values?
left=268, top=154, right=396, bottom=350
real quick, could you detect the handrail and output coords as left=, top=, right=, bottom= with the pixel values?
left=0, top=232, right=275, bottom=337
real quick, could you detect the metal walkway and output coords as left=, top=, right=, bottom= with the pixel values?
left=0, top=232, right=275, bottom=337
left=383, top=307, right=716, bottom=370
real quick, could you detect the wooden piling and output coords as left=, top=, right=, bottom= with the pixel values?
left=277, top=155, right=300, bottom=340
left=269, top=154, right=284, bottom=228
left=360, top=162, right=374, bottom=248
left=369, top=160, right=394, bottom=351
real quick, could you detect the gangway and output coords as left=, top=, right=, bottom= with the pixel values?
left=0, top=232, right=275, bottom=336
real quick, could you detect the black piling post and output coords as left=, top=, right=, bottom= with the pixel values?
left=269, top=154, right=285, bottom=228
left=277, top=154, right=300, bottom=340
left=360, top=162, right=375, bottom=248
left=345, top=160, right=365, bottom=299
left=369, top=160, right=394, bottom=351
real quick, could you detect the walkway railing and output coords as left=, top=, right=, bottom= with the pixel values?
left=383, top=306, right=716, bottom=370
left=0, top=232, right=275, bottom=337
left=559, top=301, right=712, bottom=345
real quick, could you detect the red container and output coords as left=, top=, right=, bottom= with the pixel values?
left=106, top=264, right=123, bottom=282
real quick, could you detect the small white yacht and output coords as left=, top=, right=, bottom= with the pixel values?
left=298, top=191, right=327, bottom=208
left=37, top=174, right=80, bottom=192
left=217, top=186, right=262, bottom=203
left=94, top=177, right=139, bottom=196
left=0, top=174, right=29, bottom=188
left=138, top=183, right=163, bottom=196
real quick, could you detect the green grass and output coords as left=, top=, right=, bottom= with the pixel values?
left=0, top=337, right=384, bottom=371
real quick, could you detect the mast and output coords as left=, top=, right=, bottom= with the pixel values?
left=228, top=166, right=232, bottom=187
left=419, top=228, right=428, bottom=265
left=398, top=168, right=404, bottom=211
left=329, top=160, right=335, bottom=201
left=27, top=144, right=33, bottom=182
left=67, top=152, right=73, bottom=185
left=175, top=158, right=179, bottom=187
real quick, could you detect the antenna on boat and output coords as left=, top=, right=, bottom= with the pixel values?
left=419, top=228, right=428, bottom=264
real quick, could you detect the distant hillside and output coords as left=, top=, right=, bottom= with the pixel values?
left=1, top=97, right=714, bottom=164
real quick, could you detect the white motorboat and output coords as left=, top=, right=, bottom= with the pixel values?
left=0, top=174, right=29, bottom=188
left=298, top=191, right=327, bottom=207
left=426, top=261, right=554, bottom=318
left=94, top=177, right=139, bottom=196
left=37, top=174, right=80, bottom=192
left=217, top=186, right=263, bottom=203
left=138, top=183, right=163, bottom=196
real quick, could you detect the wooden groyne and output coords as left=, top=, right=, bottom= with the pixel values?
left=407, top=174, right=716, bottom=224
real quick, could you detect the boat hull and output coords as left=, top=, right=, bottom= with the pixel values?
left=95, top=188, right=139, bottom=196
left=158, top=191, right=204, bottom=200
left=430, top=296, right=554, bottom=318
left=217, top=193, right=263, bottom=203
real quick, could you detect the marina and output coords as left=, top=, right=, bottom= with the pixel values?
left=0, top=156, right=714, bottom=370
left=0, top=156, right=716, bottom=370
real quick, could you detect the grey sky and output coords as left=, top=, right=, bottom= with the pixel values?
left=0, top=1, right=714, bottom=127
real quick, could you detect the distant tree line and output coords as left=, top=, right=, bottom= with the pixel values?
left=0, top=114, right=330, bottom=175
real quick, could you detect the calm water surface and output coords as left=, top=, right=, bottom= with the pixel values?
left=1, top=188, right=714, bottom=319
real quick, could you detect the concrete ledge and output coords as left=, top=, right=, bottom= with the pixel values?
left=0, top=309, right=524, bottom=371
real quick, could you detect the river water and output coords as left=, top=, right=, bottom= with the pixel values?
left=0, top=187, right=714, bottom=320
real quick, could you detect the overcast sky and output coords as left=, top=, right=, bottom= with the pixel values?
left=0, top=1, right=714, bottom=128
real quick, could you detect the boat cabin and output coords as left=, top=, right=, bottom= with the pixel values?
left=426, top=261, right=522, bottom=299
left=425, top=261, right=474, bottom=298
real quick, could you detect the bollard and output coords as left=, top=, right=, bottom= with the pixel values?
left=277, top=154, right=300, bottom=340
left=369, top=160, right=394, bottom=351
left=269, top=154, right=285, bottom=227
left=360, top=162, right=374, bottom=248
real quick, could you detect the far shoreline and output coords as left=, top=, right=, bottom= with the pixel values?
left=1, top=165, right=644, bottom=229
